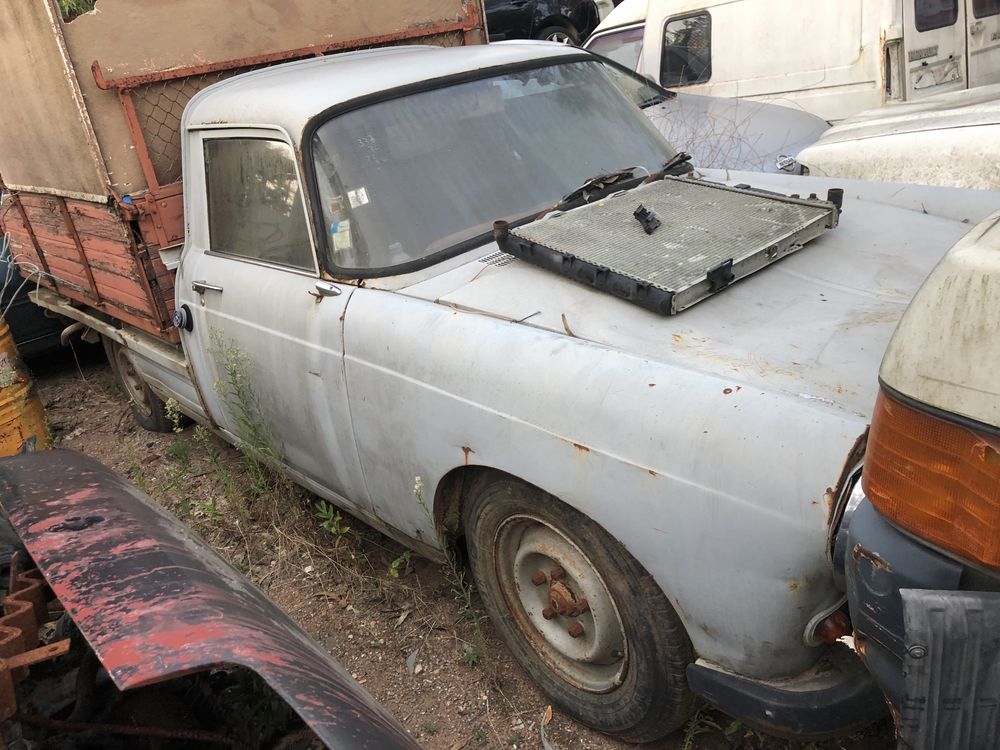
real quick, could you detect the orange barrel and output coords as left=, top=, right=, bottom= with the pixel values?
left=0, top=318, right=47, bottom=456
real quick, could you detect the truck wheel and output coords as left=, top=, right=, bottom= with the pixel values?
left=103, top=337, right=175, bottom=433
left=462, top=475, right=695, bottom=742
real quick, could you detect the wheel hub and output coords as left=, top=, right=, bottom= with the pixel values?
left=494, top=515, right=627, bottom=693
left=547, top=581, right=576, bottom=617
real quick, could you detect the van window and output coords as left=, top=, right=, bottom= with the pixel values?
left=973, top=0, right=1000, bottom=17
left=914, top=0, right=959, bottom=30
left=661, top=13, right=711, bottom=87
left=204, top=138, right=314, bottom=271
left=587, top=25, right=645, bottom=70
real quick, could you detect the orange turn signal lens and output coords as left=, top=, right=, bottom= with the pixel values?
left=863, top=389, right=1000, bottom=570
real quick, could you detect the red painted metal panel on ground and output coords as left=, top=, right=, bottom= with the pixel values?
left=0, top=449, right=419, bottom=749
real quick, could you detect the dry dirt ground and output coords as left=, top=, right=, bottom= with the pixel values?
left=29, top=344, right=895, bottom=750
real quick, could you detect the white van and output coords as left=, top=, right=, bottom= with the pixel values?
left=584, top=0, right=1000, bottom=122
left=797, top=82, right=1000, bottom=188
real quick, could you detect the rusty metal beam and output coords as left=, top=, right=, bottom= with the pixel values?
left=116, top=89, right=160, bottom=192
left=91, top=19, right=478, bottom=90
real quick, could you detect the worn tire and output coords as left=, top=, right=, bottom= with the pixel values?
left=535, top=24, right=578, bottom=44
left=463, top=474, right=695, bottom=742
left=103, top=336, right=177, bottom=433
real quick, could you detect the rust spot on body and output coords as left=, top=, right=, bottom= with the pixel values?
left=462, top=446, right=475, bottom=464
left=853, top=543, right=891, bottom=572
left=788, top=581, right=801, bottom=592
left=572, top=443, right=590, bottom=453
left=648, top=469, right=657, bottom=477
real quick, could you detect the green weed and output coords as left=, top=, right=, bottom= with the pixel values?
left=388, top=550, right=411, bottom=578
left=413, top=476, right=489, bottom=665
left=315, top=500, right=351, bottom=539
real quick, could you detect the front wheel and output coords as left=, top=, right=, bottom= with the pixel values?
left=535, top=24, right=578, bottom=44
left=463, top=475, right=695, bottom=742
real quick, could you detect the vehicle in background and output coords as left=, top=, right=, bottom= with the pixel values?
left=1, top=247, right=65, bottom=358
left=599, top=54, right=829, bottom=172
left=0, top=449, right=419, bottom=750
left=832, top=211, right=1000, bottom=749
left=485, top=0, right=610, bottom=44
left=797, top=82, right=1000, bottom=189
left=584, top=0, right=1000, bottom=122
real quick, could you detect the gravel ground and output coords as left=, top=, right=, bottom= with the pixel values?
left=28, top=343, right=894, bottom=750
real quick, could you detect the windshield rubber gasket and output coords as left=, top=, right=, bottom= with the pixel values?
left=302, top=52, right=612, bottom=280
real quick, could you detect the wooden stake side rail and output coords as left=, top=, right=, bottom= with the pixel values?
left=1, top=192, right=178, bottom=343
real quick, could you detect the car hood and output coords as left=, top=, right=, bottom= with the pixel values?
left=397, top=172, right=999, bottom=422
left=646, top=92, right=830, bottom=172
left=802, top=82, right=1000, bottom=147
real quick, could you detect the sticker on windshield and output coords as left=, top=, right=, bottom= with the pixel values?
left=348, top=187, right=370, bottom=208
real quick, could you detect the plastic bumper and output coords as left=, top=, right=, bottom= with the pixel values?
left=841, top=498, right=1000, bottom=749
left=687, top=643, right=885, bottom=738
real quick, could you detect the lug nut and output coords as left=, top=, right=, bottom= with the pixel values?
left=568, top=622, right=584, bottom=638
left=550, top=566, right=566, bottom=581
left=574, top=598, right=589, bottom=615
left=531, top=571, right=547, bottom=586
left=542, top=607, right=556, bottom=620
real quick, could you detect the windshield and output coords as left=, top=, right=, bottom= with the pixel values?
left=310, top=59, right=676, bottom=273
left=585, top=26, right=645, bottom=70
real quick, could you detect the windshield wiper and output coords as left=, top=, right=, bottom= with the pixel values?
left=662, top=152, right=693, bottom=175
left=639, top=93, right=670, bottom=108
left=558, top=167, right=641, bottom=207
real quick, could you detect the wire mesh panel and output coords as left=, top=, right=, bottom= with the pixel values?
left=127, top=30, right=469, bottom=189
left=131, top=70, right=249, bottom=187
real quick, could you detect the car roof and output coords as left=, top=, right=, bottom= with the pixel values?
left=183, top=43, right=583, bottom=139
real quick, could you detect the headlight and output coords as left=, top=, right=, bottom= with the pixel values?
left=863, top=388, right=1000, bottom=571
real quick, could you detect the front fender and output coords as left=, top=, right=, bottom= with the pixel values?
left=0, top=449, right=417, bottom=750
left=345, top=290, right=855, bottom=681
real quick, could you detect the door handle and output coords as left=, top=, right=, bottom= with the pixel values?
left=971, top=20, right=985, bottom=35
left=191, top=280, right=224, bottom=295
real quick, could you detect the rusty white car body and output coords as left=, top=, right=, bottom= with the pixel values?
left=797, top=82, right=1000, bottom=189
left=29, top=42, right=1000, bottom=740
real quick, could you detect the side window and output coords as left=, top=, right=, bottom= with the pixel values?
left=914, top=0, right=959, bottom=30
left=973, top=0, right=1000, bottom=17
left=204, top=138, right=314, bottom=271
left=661, top=12, right=711, bottom=87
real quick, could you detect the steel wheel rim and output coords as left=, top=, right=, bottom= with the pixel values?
left=546, top=30, right=573, bottom=44
left=115, top=348, right=153, bottom=418
left=494, top=514, right=627, bottom=693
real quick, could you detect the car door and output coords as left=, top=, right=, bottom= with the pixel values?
left=967, top=0, right=1000, bottom=86
left=904, top=0, right=968, bottom=97
left=175, top=128, right=371, bottom=513
left=485, top=0, right=536, bottom=40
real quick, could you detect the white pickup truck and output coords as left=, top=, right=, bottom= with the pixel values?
left=14, top=39, right=1000, bottom=743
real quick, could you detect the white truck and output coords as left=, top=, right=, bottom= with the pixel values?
left=7, top=1, right=1000, bottom=743
left=585, top=0, right=1000, bottom=122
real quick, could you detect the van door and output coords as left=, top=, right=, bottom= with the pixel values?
left=904, top=0, right=968, bottom=97
left=176, top=129, right=371, bottom=514
left=967, top=0, right=1000, bottom=86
